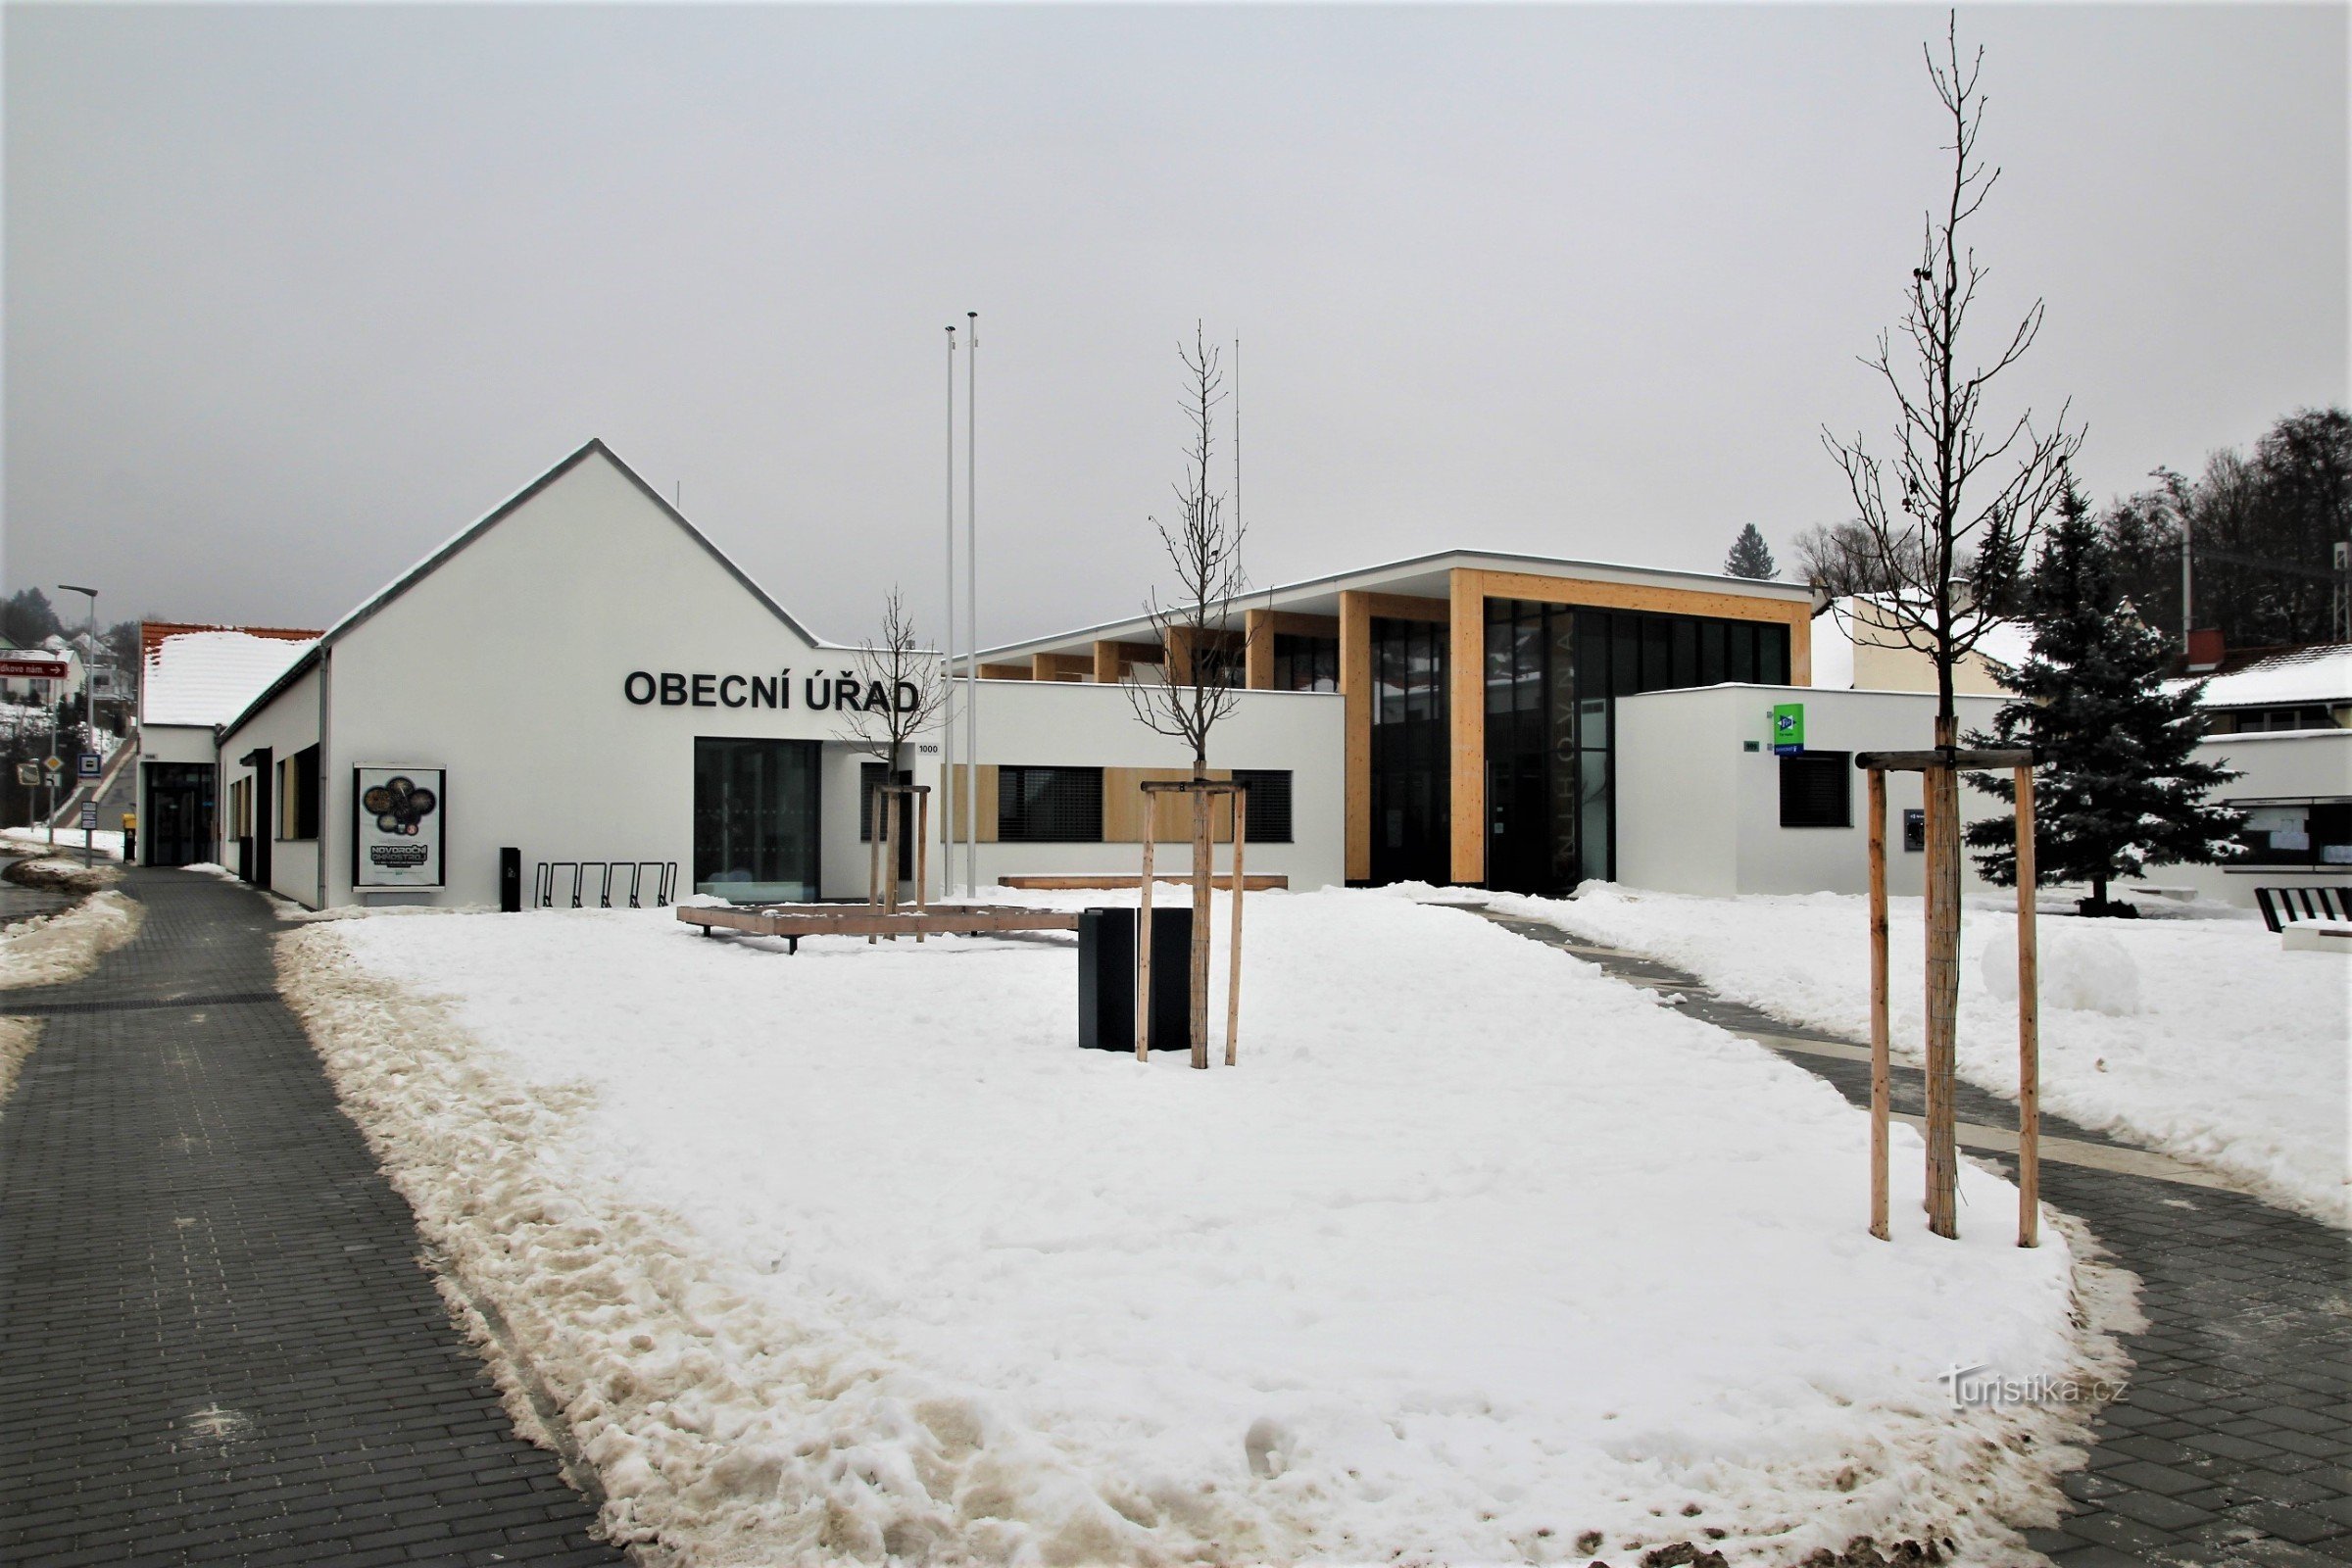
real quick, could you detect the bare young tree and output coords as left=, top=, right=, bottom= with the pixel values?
left=1823, top=15, right=2079, bottom=1244
left=1821, top=15, right=2082, bottom=737
left=839, top=587, right=951, bottom=903
left=1124, top=322, right=1249, bottom=778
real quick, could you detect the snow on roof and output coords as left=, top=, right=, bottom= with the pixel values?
left=142, top=628, right=320, bottom=727
left=2183, top=644, right=2352, bottom=710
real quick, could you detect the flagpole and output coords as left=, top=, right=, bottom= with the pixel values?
left=964, top=311, right=979, bottom=897
left=942, top=323, right=958, bottom=899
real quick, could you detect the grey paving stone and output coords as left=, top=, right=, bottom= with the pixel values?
left=0, top=871, right=624, bottom=1565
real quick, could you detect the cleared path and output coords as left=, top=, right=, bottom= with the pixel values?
left=1479, top=909, right=2352, bottom=1568
left=0, top=869, right=626, bottom=1567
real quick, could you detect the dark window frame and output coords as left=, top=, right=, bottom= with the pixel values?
left=1779, top=751, right=1854, bottom=829
left=997, top=765, right=1105, bottom=844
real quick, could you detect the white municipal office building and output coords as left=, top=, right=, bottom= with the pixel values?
left=186, top=438, right=2170, bottom=912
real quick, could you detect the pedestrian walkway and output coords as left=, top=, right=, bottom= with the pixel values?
left=1475, top=909, right=2352, bottom=1568
left=0, top=869, right=626, bottom=1567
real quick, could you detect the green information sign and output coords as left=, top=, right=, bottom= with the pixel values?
left=1771, top=702, right=1805, bottom=755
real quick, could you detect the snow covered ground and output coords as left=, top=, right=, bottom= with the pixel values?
left=284, top=891, right=2126, bottom=1566
left=1483, top=885, right=2349, bottom=1227
left=0, top=888, right=141, bottom=990
left=1, top=826, right=125, bottom=860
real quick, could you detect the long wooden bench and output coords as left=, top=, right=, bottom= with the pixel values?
left=999, top=873, right=1288, bottom=892
left=678, top=902, right=1081, bottom=955
left=2254, top=885, right=2352, bottom=933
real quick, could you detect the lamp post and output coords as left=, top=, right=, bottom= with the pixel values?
left=59, top=584, right=97, bottom=866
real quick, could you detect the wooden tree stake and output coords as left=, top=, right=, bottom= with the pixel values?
left=1867, top=765, right=1890, bottom=1242
left=1227, top=792, right=1246, bottom=1067
left=2015, top=764, right=2041, bottom=1248
left=914, top=787, right=929, bottom=944
left=1136, top=796, right=1156, bottom=1061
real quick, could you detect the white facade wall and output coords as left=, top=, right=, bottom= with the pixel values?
left=220, top=450, right=939, bottom=909
left=960, top=679, right=1346, bottom=890
left=219, top=665, right=324, bottom=904
left=1615, top=685, right=2008, bottom=899
left=135, top=723, right=222, bottom=863
left=2163, top=729, right=2352, bottom=908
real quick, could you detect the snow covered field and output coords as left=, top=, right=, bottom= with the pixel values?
left=1488, top=885, right=2350, bottom=1227
left=1, top=826, right=125, bottom=860
left=284, top=891, right=2124, bottom=1566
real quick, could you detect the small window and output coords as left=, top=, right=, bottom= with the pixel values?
left=1234, top=769, right=1294, bottom=843
left=1271, top=634, right=1339, bottom=693
left=1779, top=751, right=1852, bottom=828
left=998, top=766, right=1103, bottom=843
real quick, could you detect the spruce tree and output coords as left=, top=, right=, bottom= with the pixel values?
left=1965, top=485, right=2244, bottom=914
left=1723, top=523, right=1777, bottom=579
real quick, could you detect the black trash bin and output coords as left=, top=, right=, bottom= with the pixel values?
left=1078, top=906, right=1193, bottom=1053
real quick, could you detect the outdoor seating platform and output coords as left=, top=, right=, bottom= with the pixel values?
left=678, top=902, right=1082, bottom=954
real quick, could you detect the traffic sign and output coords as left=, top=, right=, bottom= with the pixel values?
left=0, top=659, right=68, bottom=680
left=41, top=757, right=63, bottom=773
left=14, top=763, right=37, bottom=787
left=76, top=753, right=101, bottom=779
left=79, top=803, right=98, bottom=829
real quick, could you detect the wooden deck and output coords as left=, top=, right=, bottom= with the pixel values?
left=998, top=873, right=1287, bottom=892
left=677, top=902, right=1082, bottom=951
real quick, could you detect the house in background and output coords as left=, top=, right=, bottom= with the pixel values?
left=137, top=622, right=319, bottom=867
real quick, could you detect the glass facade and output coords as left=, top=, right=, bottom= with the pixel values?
left=693, top=737, right=820, bottom=903
left=1370, top=617, right=1451, bottom=885
left=1271, top=633, right=1340, bottom=693
left=1482, top=600, right=1790, bottom=895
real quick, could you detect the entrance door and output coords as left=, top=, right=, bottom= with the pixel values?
left=693, top=738, right=820, bottom=903
left=247, top=749, right=272, bottom=891
left=142, top=763, right=216, bottom=867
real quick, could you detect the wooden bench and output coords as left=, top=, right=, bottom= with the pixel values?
left=678, top=902, right=1081, bottom=954
left=999, top=873, right=1288, bottom=892
left=2254, top=885, right=2352, bottom=933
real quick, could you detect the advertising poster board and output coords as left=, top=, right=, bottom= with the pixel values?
left=353, top=766, right=446, bottom=889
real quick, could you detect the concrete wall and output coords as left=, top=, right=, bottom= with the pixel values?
left=1615, top=684, right=2008, bottom=898
left=956, top=678, right=1346, bottom=890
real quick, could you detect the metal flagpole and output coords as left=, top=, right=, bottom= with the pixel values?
left=943, top=324, right=959, bottom=899
left=965, top=311, right=979, bottom=897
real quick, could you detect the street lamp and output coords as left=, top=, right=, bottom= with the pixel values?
left=59, top=584, right=97, bottom=866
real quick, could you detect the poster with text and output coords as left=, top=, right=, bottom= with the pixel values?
left=353, top=766, right=445, bottom=888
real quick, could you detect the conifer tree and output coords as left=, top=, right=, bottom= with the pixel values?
left=1965, top=484, right=2244, bottom=914
left=1723, top=523, right=1777, bottom=579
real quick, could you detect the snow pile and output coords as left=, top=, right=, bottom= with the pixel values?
left=0, top=1017, right=37, bottom=1111
left=1496, top=885, right=2349, bottom=1226
left=283, top=892, right=2122, bottom=1566
left=141, top=628, right=314, bottom=727
left=2, top=828, right=125, bottom=862
left=0, top=890, right=142, bottom=990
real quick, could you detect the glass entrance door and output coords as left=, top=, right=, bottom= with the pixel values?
left=693, top=738, right=820, bottom=904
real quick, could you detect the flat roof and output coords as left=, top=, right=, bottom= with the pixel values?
left=977, top=547, right=1812, bottom=663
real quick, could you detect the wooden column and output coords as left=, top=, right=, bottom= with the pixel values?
left=2015, top=765, right=2041, bottom=1248
left=1093, top=640, right=1123, bottom=683
left=1867, top=766, right=1890, bottom=1241
left=1189, top=785, right=1211, bottom=1069
left=913, top=788, right=929, bottom=943
left=1448, top=568, right=1485, bottom=886
left=1244, top=610, right=1275, bottom=690
left=1339, top=590, right=1373, bottom=883
left=1922, top=720, right=1962, bottom=1239
left=1135, top=801, right=1156, bottom=1060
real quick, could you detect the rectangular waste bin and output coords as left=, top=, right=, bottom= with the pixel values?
left=1078, top=906, right=1193, bottom=1052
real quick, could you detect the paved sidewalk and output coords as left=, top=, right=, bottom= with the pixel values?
left=0, top=869, right=626, bottom=1567
left=1478, top=911, right=2352, bottom=1568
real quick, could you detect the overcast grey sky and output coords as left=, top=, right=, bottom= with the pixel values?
left=3, top=4, right=2343, bottom=649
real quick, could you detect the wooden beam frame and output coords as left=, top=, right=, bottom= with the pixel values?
left=1031, top=653, right=1094, bottom=682
left=1449, top=568, right=1486, bottom=885
left=1339, top=591, right=1373, bottom=881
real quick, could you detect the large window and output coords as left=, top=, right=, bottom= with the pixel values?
left=277, top=745, right=320, bottom=841
left=693, top=738, right=820, bottom=903
left=1234, top=769, right=1294, bottom=844
left=999, top=766, right=1104, bottom=843
left=1779, top=752, right=1853, bottom=828
left=2234, top=801, right=2352, bottom=866
left=1483, top=600, right=1795, bottom=893
left=1369, top=617, right=1449, bottom=884
left=1271, top=633, right=1339, bottom=693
